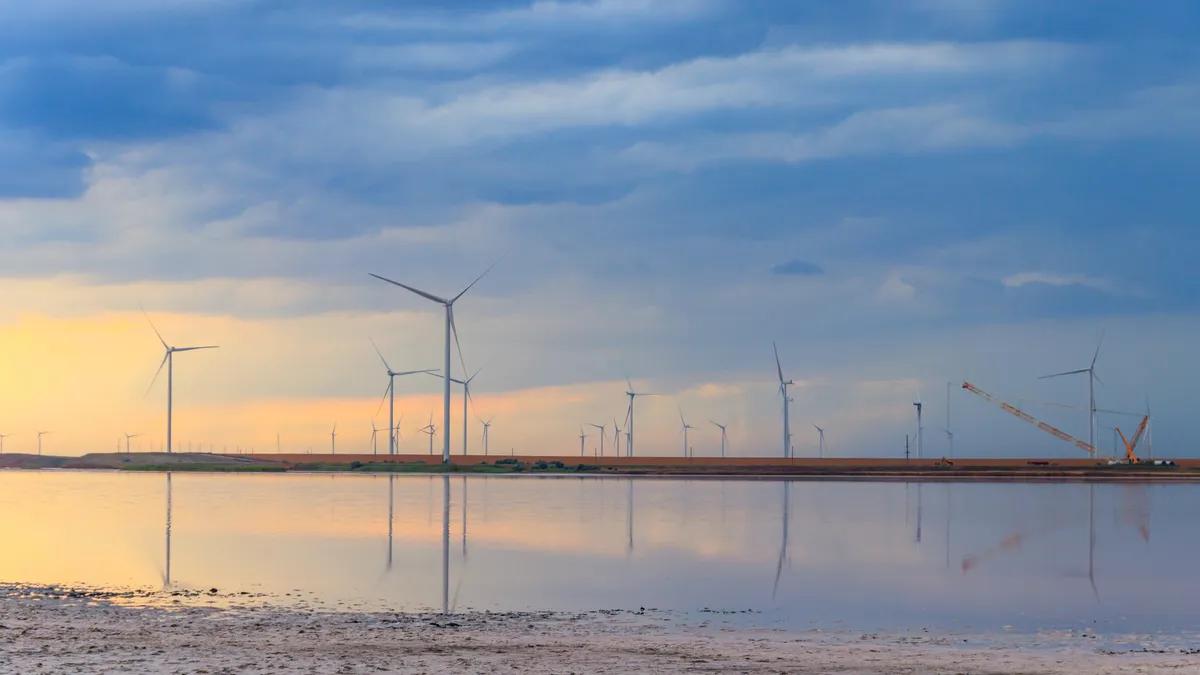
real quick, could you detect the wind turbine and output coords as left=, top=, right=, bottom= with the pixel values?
left=945, top=381, right=954, bottom=458
left=1040, top=331, right=1105, bottom=453
left=370, top=337, right=436, bottom=455
left=420, top=413, right=437, bottom=455
left=370, top=258, right=502, bottom=464
left=480, top=417, right=493, bottom=456
left=813, top=425, right=825, bottom=458
left=612, top=419, right=622, bottom=457
left=579, top=427, right=588, bottom=457
left=0, top=433, right=12, bottom=454
left=370, top=420, right=379, bottom=454
left=330, top=422, right=338, bottom=454
left=678, top=409, right=695, bottom=457
left=624, top=378, right=660, bottom=457
left=710, top=421, right=728, bottom=457
left=913, top=392, right=924, bottom=459
left=37, top=430, right=51, bottom=456
left=774, top=342, right=794, bottom=458
left=142, top=307, right=219, bottom=454
left=124, top=432, right=142, bottom=453
left=587, top=423, right=607, bottom=456
left=426, top=369, right=481, bottom=456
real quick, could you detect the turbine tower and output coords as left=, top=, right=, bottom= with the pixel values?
left=370, top=420, right=379, bottom=454
left=480, top=417, right=493, bottom=456
left=142, top=307, right=219, bottom=454
left=125, top=432, right=142, bottom=453
left=579, top=427, right=588, bottom=457
left=624, top=378, right=660, bottom=457
left=678, top=409, right=695, bottom=457
left=370, top=259, right=502, bottom=464
left=945, top=381, right=954, bottom=458
left=330, top=422, right=338, bottom=454
left=913, top=393, right=924, bottom=459
left=813, top=425, right=825, bottom=458
left=0, top=432, right=13, bottom=454
left=612, top=419, right=622, bottom=457
left=710, top=421, right=728, bottom=457
left=1040, top=331, right=1104, bottom=454
left=419, top=413, right=437, bottom=455
left=370, top=337, right=436, bottom=455
left=37, top=430, right=51, bottom=456
left=774, top=342, right=794, bottom=458
left=587, top=423, right=607, bottom=456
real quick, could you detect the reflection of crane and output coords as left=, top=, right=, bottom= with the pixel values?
left=961, top=382, right=1096, bottom=456
left=1115, top=416, right=1150, bottom=463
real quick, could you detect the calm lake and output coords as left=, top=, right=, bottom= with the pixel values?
left=1, top=471, right=1196, bottom=634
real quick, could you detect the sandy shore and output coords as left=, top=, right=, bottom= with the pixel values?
left=1, top=586, right=1195, bottom=674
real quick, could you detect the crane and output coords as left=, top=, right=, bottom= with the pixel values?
left=961, top=382, right=1097, bottom=456
left=1115, top=415, right=1150, bottom=463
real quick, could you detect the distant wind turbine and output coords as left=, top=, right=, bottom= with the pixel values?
left=1039, top=331, right=1105, bottom=452
left=945, top=381, right=954, bottom=458
left=330, top=422, right=338, bottom=454
left=142, top=306, right=219, bottom=454
left=913, top=392, right=924, bottom=459
left=710, top=421, right=728, bottom=457
left=426, top=369, right=482, bottom=456
left=579, top=427, right=588, bottom=457
left=370, top=337, right=436, bottom=455
left=612, top=419, right=622, bottom=457
left=480, top=417, right=493, bottom=456
left=37, top=430, right=52, bottom=456
left=370, top=420, right=379, bottom=454
left=678, top=408, right=695, bottom=457
left=0, top=433, right=12, bottom=454
left=370, top=258, right=503, bottom=463
left=420, top=413, right=437, bottom=455
left=813, top=425, right=825, bottom=458
left=587, top=423, right=607, bottom=456
left=774, top=342, right=794, bottom=458
left=125, top=432, right=142, bottom=453
left=625, top=378, right=660, bottom=457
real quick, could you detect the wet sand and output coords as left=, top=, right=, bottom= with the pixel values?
left=0, top=586, right=1195, bottom=674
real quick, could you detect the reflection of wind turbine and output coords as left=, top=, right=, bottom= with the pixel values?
left=678, top=409, right=695, bottom=457
left=1088, top=484, right=1099, bottom=601
left=163, top=473, right=173, bottom=589
left=710, top=421, right=728, bottom=457
left=142, top=306, right=219, bottom=454
left=587, top=423, right=607, bottom=456
left=624, top=378, right=660, bottom=457
left=441, top=475, right=450, bottom=614
left=626, top=479, right=634, bottom=553
left=371, top=337, right=436, bottom=455
left=813, top=425, right=825, bottom=458
left=1040, top=331, right=1105, bottom=453
left=37, top=430, right=52, bottom=456
left=773, top=482, right=790, bottom=599
left=386, top=475, right=395, bottom=572
left=774, top=342, right=793, bottom=458
left=370, top=258, right=502, bottom=464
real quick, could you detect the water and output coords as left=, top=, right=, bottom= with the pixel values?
left=0, top=471, right=1196, bottom=635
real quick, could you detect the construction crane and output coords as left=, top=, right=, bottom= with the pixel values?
left=961, top=382, right=1097, bottom=456
left=1115, top=415, right=1150, bottom=463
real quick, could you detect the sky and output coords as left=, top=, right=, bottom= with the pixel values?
left=1, top=0, right=1198, bottom=458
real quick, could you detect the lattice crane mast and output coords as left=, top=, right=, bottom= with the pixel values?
left=961, top=381, right=1097, bottom=456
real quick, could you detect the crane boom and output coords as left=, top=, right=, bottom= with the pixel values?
left=962, top=382, right=1097, bottom=456
left=1116, top=415, right=1150, bottom=462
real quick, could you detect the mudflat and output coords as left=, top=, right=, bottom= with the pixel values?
left=0, top=585, right=1195, bottom=674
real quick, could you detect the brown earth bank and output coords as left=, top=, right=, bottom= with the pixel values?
left=0, top=586, right=1195, bottom=674
left=2, top=452, right=1199, bottom=480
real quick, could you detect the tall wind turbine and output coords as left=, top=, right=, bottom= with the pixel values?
left=142, top=308, right=219, bottom=454
left=330, top=422, right=338, bottom=454
left=0, top=433, right=13, bottom=454
left=710, top=421, right=728, bottom=457
left=624, top=378, right=660, bottom=457
left=913, top=393, right=924, bottom=459
left=774, top=342, right=794, bottom=458
left=678, top=409, right=695, bottom=457
left=426, top=369, right=481, bottom=456
left=370, top=337, right=436, bottom=455
left=370, top=258, right=502, bottom=464
left=1040, top=331, right=1104, bottom=453
left=37, top=430, right=51, bottom=456
left=579, top=427, right=588, bottom=457
left=813, top=425, right=825, bottom=458
left=587, top=423, right=607, bottom=456
left=125, top=432, right=142, bottom=453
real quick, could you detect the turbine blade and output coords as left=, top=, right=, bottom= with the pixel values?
left=450, top=305, right=468, bottom=378
left=451, top=254, right=505, bottom=304
left=1093, top=371, right=1105, bottom=386
left=773, top=341, right=784, bottom=383
left=369, top=336, right=393, bottom=372
left=369, top=273, right=448, bottom=305
left=375, top=380, right=392, bottom=418
left=173, top=346, right=219, bottom=352
left=625, top=376, right=634, bottom=393
left=140, top=303, right=169, bottom=349
left=145, top=352, right=169, bottom=397
left=1091, top=328, right=1106, bottom=369
left=1038, top=368, right=1089, bottom=380
left=394, top=369, right=437, bottom=377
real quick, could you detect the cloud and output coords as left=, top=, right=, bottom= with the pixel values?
left=1002, top=272, right=1108, bottom=290
left=772, top=259, right=823, bottom=276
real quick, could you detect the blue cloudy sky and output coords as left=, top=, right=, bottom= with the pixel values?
left=0, top=0, right=1197, bottom=457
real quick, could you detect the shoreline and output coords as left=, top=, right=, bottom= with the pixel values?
left=2, top=452, right=1199, bottom=482
left=0, top=584, right=1194, bottom=674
